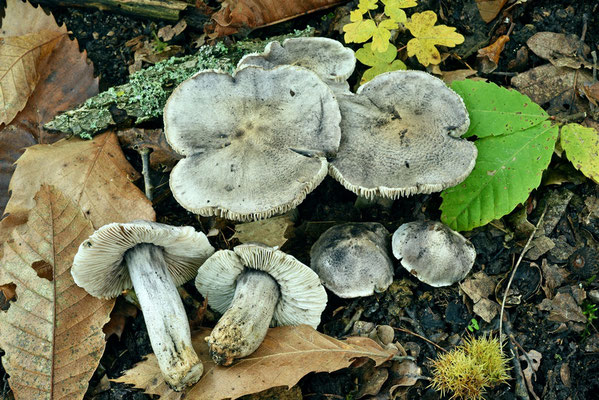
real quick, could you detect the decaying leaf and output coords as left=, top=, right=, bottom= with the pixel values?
left=475, top=0, right=507, bottom=23
left=460, top=271, right=500, bottom=323
left=4, top=132, right=155, bottom=231
left=526, top=32, right=591, bottom=69
left=206, top=0, right=344, bottom=38
left=116, top=128, right=182, bottom=171
left=538, top=292, right=586, bottom=323
left=477, top=34, right=509, bottom=73
left=519, top=349, right=542, bottom=400
left=404, top=11, right=464, bottom=66
left=560, top=123, right=599, bottom=184
left=114, top=325, right=397, bottom=400
left=233, top=212, right=296, bottom=248
left=0, top=0, right=98, bottom=215
left=0, top=185, right=115, bottom=400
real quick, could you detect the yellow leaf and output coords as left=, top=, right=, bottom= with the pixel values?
left=382, top=0, right=417, bottom=23
left=356, top=43, right=406, bottom=83
left=405, top=11, right=464, bottom=66
left=343, top=18, right=377, bottom=44
left=371, top=27, right=391, bottom=52
left=358, top=0, right=379, bottom=11
left=350, top=9, right=366, bottom=21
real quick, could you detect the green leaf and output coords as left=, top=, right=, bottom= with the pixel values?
left=560, top=123, right=599, bottom=183
left=451, top=80, right=549, bottom=138
left=356, top=43, right=405, bottom=83
left=361, top=60, right=406, bottom=83
left=440, top=122, right=558, bottom=231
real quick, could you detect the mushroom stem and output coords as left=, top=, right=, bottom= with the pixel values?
left=206, top=270, right=280, bottom=366
left=125, top=243, right=202, bottom=391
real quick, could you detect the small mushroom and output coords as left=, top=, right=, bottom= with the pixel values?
left=164, top=65, right=341, bottom=221
left=329, top=70, right=477, bottom=199
left=310, top=222, right=394, bottom=298
left=71, top=221, right=215, bottom=390
left=392, top=221, right=476, bottom=287
left=237, top=37, right=356, bottom=93
left=195, top=243, right=327, bottom=365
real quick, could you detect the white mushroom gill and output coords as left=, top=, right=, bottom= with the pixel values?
left=125, top=243, right=203, bottom=390
left=205, top=269, right=280, bottom=366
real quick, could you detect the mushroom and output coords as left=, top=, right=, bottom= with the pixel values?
left=195, top=243, right=327, bottom=365
left=391, top=221, right=476, bottom=287
left=71, top=221, right=215, bottom=390
left=164, top=65, right=341, bottom=221
left=329, top=70, right=477, bottom=199
left=237, top=37, right=356, bottom=93
left=310, top=222, right=394, bottom=298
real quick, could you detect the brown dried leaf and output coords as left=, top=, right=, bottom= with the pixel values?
left=103, top=298, right=138, bottom=340
left=158, top=20, right=188, bottom=42
left=206, top=0, right=345, bottom=38
left=0, top=185, right=115, bottom=400
left=232, top=212, right=295, bottom=248
left=4, top=132, right=155, bottom=230
left=113, top=325, right=397, bottom=400
left=475, top=0, right=507, bottom=23
left=477, top=34, right=509, bottom=73
left=0, top=0, right=98, bottom=215
left=116, top=128, right=182, bottom=171
left=527, top=32, right=591, bottom=69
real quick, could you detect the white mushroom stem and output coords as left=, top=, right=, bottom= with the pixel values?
left=125, top=243, right=203, bottom=391
left=205, top=270, right=280, bottom=366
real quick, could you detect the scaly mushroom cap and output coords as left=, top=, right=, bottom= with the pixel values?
left=237, top=37, right=356, bottom=93
left=165, top=65, right=341, bottom=221
left=329, top=70, right=477, bottom=199
left=195, top=244, right=327, bottom=328
left=72, top=220, right=215, bottom=298
left=392, top=221, right=476, bottom=287
left=310, top=222, right=394, bottom=298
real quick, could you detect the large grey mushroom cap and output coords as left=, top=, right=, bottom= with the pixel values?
left=237, top=37, right=356, bottom=93
left=329, top=70, right=477, bottom=199
left=392, top=221, right=476, bottom=287
left=195, top=244, right=327, bottom=328
left=72, top=220, right=215, bottom=298
left=165, top=65, right=341, bottom=221
left=310, top=222, right=394, bottom=298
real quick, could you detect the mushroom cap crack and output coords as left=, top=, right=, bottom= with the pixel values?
left=164, top=65, right=341, bottom=221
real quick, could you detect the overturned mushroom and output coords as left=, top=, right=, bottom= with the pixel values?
left=330, top=70, right=477, bottom=199
left=392, top=221, right=476, bottom=287
left=71, top=221, right=214, bottom=390
left=238, top=37, right=356, bottom=93
left=310, top=222, right=394, bottom=298
left=195, top=243, right=327, bottom=365
left=164, top=65, right=341, bottom=221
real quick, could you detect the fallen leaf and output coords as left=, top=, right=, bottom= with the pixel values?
left=207, top=0, right=345, bottom=38
left=0, top=185, right=115, bottom=399
left=233, top=212, right=296, bottom=248
left=157, top=19, right=188, bottom=42
left=404, top=11, right=464, bottom=66
left=475, top=0, right=507, bottom=23
left=460, top=271, right=500, bottom=323
left=438, top=68, right=478, bottom=84
left=477, top=34, right=509, bottom=73
left=540, top=259, right=568, bottom=299
left=354, top=361, right=389, bottom=398
left=519, top=349, right=542, bottom=400
left=538, top=292, right=586, bottom=323
left=103, top=297, right=138, bottom=340
left=560, top=123, right=599, bottom=184
left=116, top=128, right=182, bottom=171
left=4, top=132, right=155, bottom=231
left=526, top=32, right=591, bottom=69
left=113, top=325, right=397, bottom=400
left=0, top=0, right=98, bottom=215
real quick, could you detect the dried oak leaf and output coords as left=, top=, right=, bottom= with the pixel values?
left=113, top=325, right=397, bottom=400
left=0, top=185, right=115, bottom=400
left=206, top=0, right=345, bottom=38
left=4, top=132, right=155, bottom=232
left=0, top=0, right=98, bottom=215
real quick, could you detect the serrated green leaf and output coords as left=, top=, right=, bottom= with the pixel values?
left=451, top=80, right=549, bottom=138
left=560, top=123, right=599, bottom=183
left=440, top=122, right=558, bottom=231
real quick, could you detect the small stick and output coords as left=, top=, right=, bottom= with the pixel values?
left=499, top=205, right=547, bottom=344
left=503, top=313, right=531, bottom=400
left=139, top=148, right=154, bottom=202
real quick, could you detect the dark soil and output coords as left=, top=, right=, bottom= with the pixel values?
left=2, top=0, right=599, bottom=399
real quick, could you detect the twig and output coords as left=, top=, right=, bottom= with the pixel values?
left=503, top=312, right=531, bottom=400
left=393, top=326, right=447, bottom=353
left=499, top=205, right=547, bottom=344
left=139, top=148, right=153, bottom=202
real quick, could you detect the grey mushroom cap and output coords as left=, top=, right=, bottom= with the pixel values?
left=310, top=222, right=394, bottom=298
left=71, top=220, right=215, bottom=298
left=329, top=70, right=477, bottom=199
left=164, top=65, right=341, bottom=221
left=237, top=37, right=356, bottom=93
left=195, top=244, right=327, bottom=328
left=392, top=221, right=476, bottom=287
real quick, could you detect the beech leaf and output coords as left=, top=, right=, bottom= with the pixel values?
left=560, top=123, right=599, bottom=183
left=405, top=11, right=464, bottom=66
left=113, top=325, right=397, bottom=400
left=0, top=185, right=115, bottom=400
left=4, top=132, right=155, bottom=230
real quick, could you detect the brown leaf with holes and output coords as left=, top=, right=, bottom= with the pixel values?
left=0, top=185, right=115, bottom=400
left=475, top=0, right=507, bottom=23
left=4, top=132, right=155, bottom=232
left=0, top=0, right=98, bottom=215
left=206, top=0, right=345, bottom=38
left=113, top=325, right=397, bottom=400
